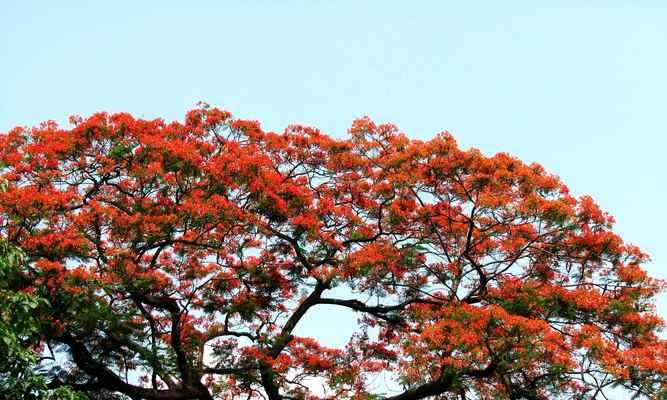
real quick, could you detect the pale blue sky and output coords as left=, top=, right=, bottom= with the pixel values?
left=2, top=1, right=666, bottom=348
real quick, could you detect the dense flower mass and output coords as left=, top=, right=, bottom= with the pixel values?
left=0, top=106, right=665, bottom=399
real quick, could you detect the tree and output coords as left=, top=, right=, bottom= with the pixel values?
left=0, top=106, right=665, bottom=400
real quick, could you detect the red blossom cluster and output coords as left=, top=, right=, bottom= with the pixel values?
left=0, top=106, right=665, bottom=399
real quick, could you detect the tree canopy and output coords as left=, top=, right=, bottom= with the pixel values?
left=0, top=106, right=665, bottom=399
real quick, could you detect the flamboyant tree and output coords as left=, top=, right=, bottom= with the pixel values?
left=0, top=106, right=665, bottom=400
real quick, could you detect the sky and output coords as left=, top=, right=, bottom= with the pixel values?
left=2, top=0, right=667, bottom=368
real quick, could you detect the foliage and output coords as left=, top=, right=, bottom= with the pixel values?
left=0, top=105, right=665, bottom=399
left=0, top=239, right=86, bottom=399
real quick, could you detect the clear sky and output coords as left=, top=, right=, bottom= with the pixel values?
left=2, top=1, right=666, bottom=353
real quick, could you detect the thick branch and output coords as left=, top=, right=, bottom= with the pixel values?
left=58, top=334, right=203, bottom=400
left=384, top=362, right=496, bottom=400
left=316, top=297, right=431, bottom=324
left=268, top=282, right=327, bottom=357
left=259, top=282, right=327, bottom=400
left=132, top=294, right=193, bottom=386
